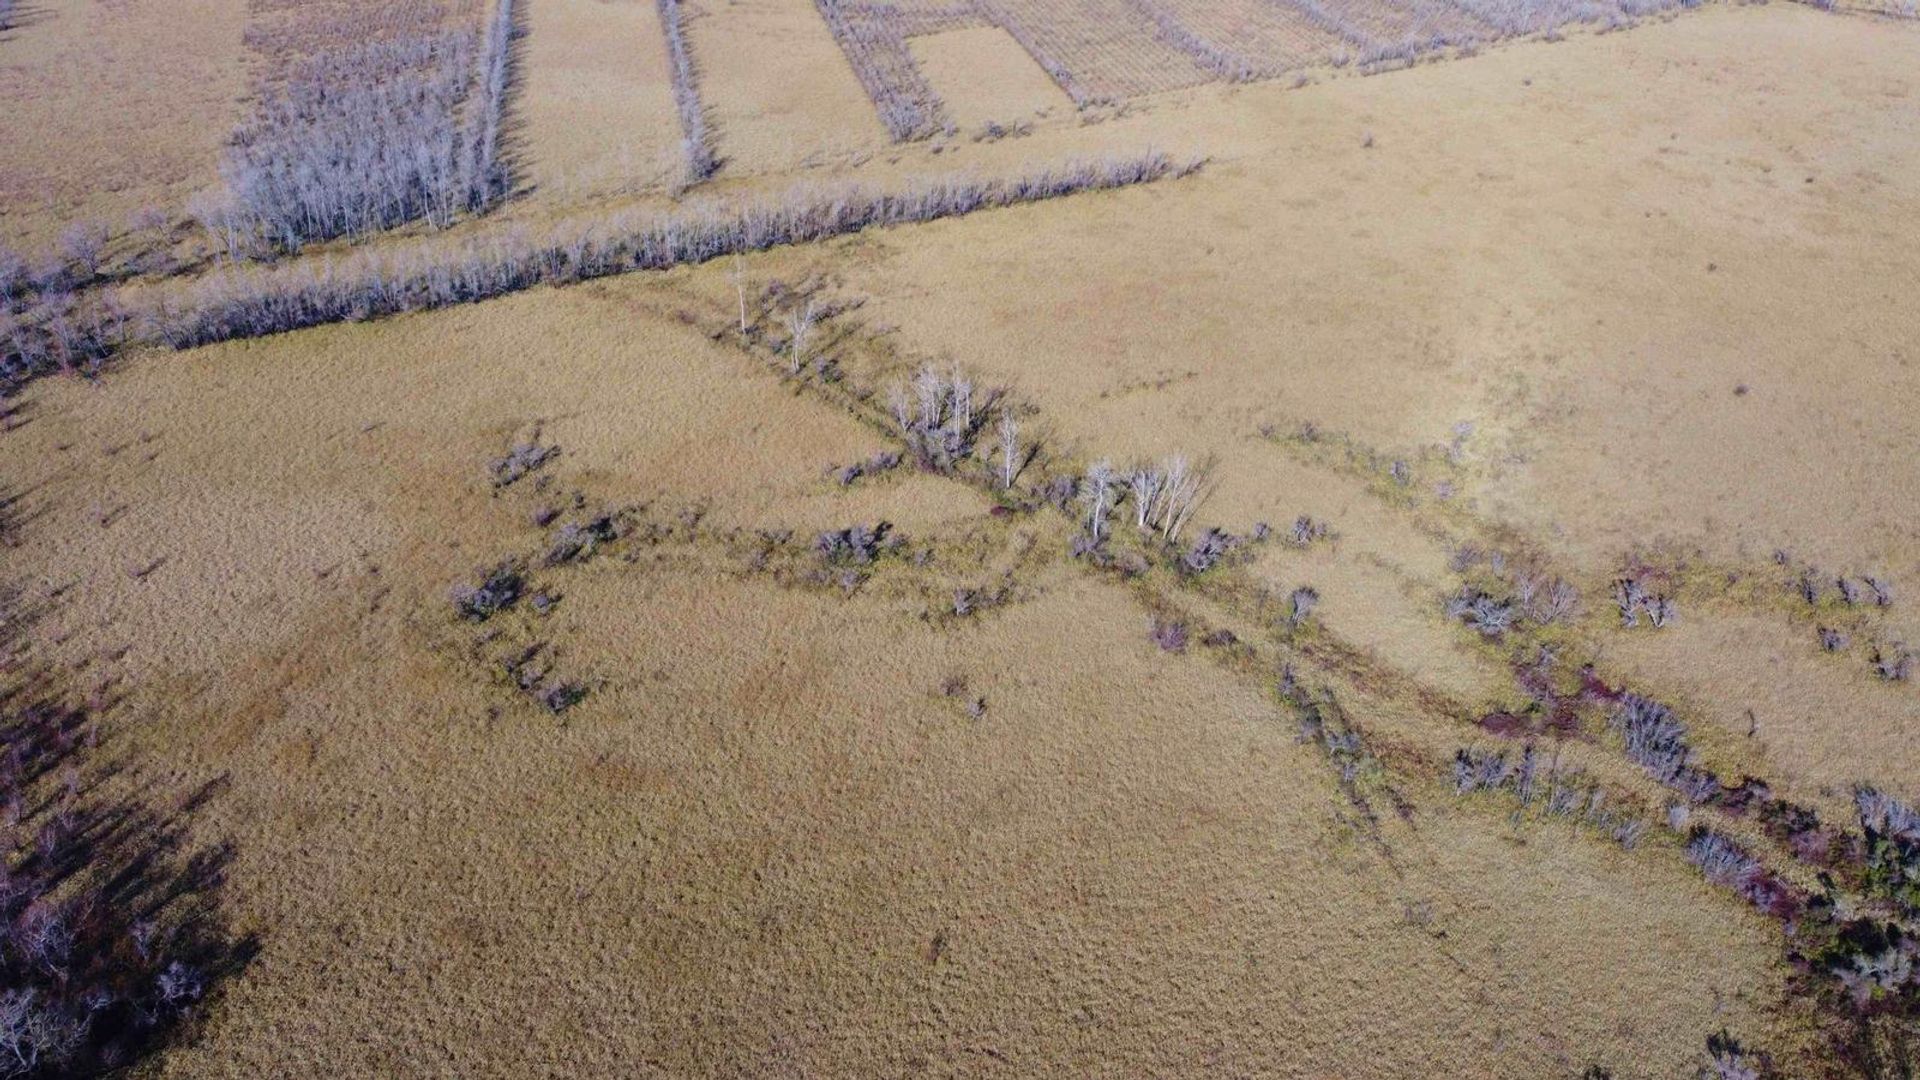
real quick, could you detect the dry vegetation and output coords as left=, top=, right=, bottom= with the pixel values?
left=1, top=0, right=1918, bottom=1075
left=193, top=0, right=520, bottom=254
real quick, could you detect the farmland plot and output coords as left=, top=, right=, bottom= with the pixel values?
left=1146, top=0, right=1354, bottom=75
left=691, top=0, right=891, bottom=175
left=0, top=0, right=252, bottom=249
left=519, top=0, right=683, bottom=203
left=812, top=0, right=1715, bottom=141
left=910, top=25, right=1077, bottom=127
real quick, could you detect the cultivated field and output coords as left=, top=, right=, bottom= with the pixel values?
left=2, top=0, right=1918, bottom=1076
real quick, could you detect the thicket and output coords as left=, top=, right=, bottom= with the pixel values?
left=198, top=0, right=518, bottom=255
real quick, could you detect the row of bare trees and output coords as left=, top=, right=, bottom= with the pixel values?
left=108, top=154, right=1192, bottom=360
left=656, top=0, right=719, bottom=188
left=1124, top=0, right=1281, bottom=82
left=194, top=0, right=519, bottom=257
left=812, top=0, right=957, bottom=140
left=4, top=153, right=1194, bottom=386
left=972, top=0, right=1098, bottom=106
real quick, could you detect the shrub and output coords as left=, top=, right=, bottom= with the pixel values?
left=57, top=223, right=108, bottom=283
left=544, top=513, right=620, bottom=566
left=1686, top=829, right=1794, bottom=916
left=1613, top=575, right=1675, bottom=629
left=1856, top=787, right=1920, bottom=906
left=1838, top=576, right=1866, bottom=607
left=814, top=522, right=891, bottom=565
left=1611, top=693, right=1719, bottom=802
left=489, top=441, right=556, bottom=487
left=1148, top=615, right=1188, bottom=653
left=537, top=682, right=587, bottom=714
left=0, top=247, right=26, bottom=305
left=1515, top=571, right=1579, bottom=625
left=1831, top=935, right=1917, bottom=1008
left=830, top=450, right=902, bottom=487
left=1285, top=515, right=1329, bottom=547
left=1445, top=587, right=1514, bottom=638
left=1180, top=528, right=1238, bottom=576
left=1452, top=747, right=1513, bottom=794
left=1611, top=817, right=1649, bottom=849
left=1797, top=572, right=1824, bottom=606
left=1687, top=829, right=1761, bottom=890
left=1874, top=646, right=1914, bottom=682
left=1864, top=576, right=1894, bottom=607
left=1703, top=1030, right=1762, bottom=1080
left=451, top=563, right=524, bottom=619
left=1287, top=586, right=1319, bottom=628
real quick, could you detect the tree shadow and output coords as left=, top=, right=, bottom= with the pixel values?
left=0, top=586, right=257, bottom=1075
left=0, top=1, right=57, bottom=35
left=492, top=0, right=534, bottom=205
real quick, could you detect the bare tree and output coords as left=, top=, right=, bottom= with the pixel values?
left=785, top=300, right=816, bottom=375
left=206, top=0, right=520, bottom=254
left=728, top=256, right=748, bottom=333
left=58, top=222, right=108, bottom=281
left=1081, top=460, right=1117, bottom=540
left=997, top=411, right=1021, bottom=490
left=1129, top=466, right=1163, bottom=529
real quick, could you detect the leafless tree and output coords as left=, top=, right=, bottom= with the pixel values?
left=997, top=411, right=1021, bottom=490
left=728, top=256, right=748, bottom=333
left=1125, top=0, right=1279, bottom=81
left=58, top=222, right=108, bottom=281
left=785, top=300, right=816, bottom=375
left=1081, top=460, right=1117, bottom=540
left=205, top=0, right=520, bottom=254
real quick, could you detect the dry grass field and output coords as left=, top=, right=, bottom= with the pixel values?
left=2, top=0, right=1918, bottom=1076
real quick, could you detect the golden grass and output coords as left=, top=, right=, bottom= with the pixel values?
left=0, top=0, right=251, bottom=249
left=2, top=3, right=1915, bottom=1074
left=517, top=0, right=682, bottom=203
